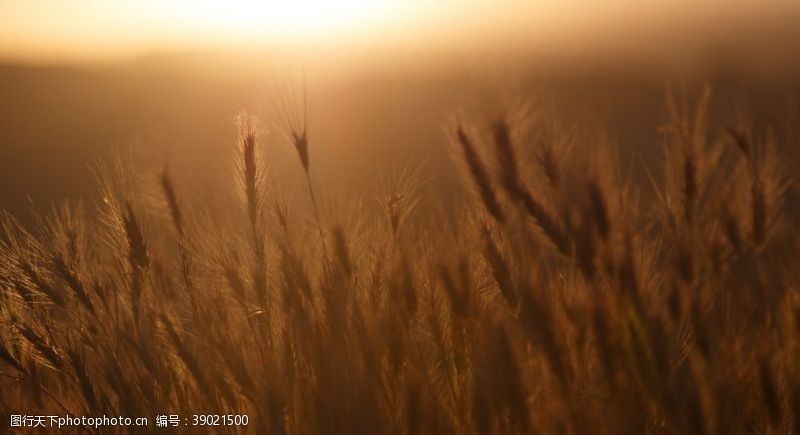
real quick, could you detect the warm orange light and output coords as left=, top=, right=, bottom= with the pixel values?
left=4, top=0, right=800, bottom=63
left=162, top=0, right=398, bottom=41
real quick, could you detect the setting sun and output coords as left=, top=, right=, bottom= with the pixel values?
left=0, top=0, right=416, bottom=61
left=163, top=0, right=398, bottom=40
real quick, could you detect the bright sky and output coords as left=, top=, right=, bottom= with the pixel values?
left=1, top=0, right=799, bottom=63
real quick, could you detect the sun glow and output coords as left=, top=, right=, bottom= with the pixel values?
left=164, top=0, right=399, bottom=41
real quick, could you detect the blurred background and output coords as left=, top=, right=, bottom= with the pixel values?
left=2, top=0, right=800, bottom=218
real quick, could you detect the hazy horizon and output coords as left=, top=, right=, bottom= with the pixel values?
left=2, top=0, right=800, bottom=74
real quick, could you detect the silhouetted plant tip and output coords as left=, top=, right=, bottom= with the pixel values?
left=456, top=125, right=505, bottom=223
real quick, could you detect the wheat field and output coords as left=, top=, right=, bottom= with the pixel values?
left=1, top=87, right=800, bottom=434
